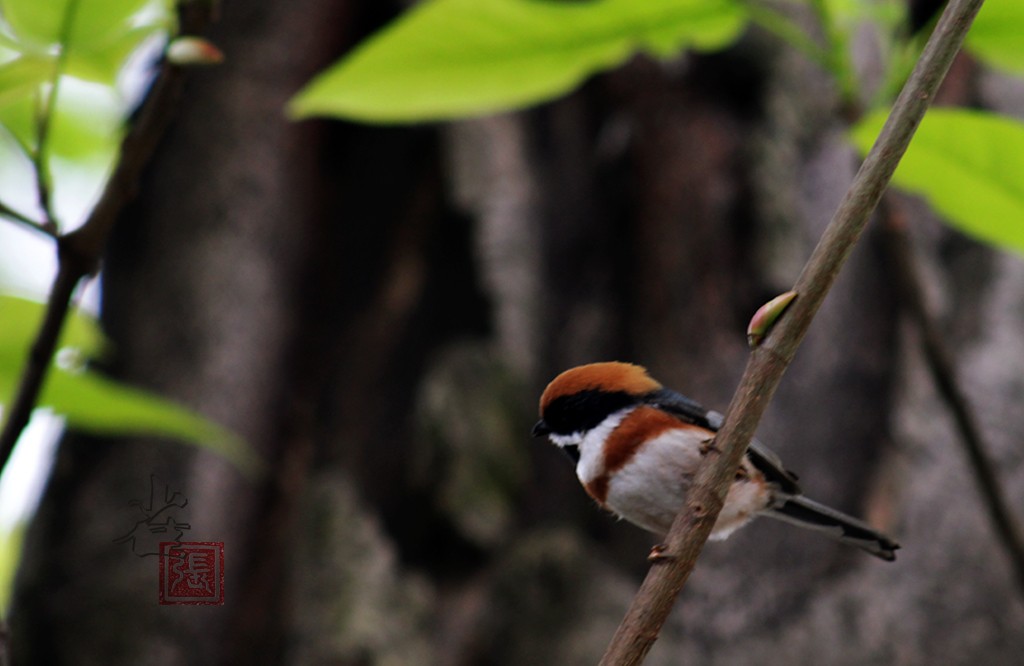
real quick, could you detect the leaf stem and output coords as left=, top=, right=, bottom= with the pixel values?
left=744, top=3, right=830, bottom=70
left=32, top=0, right=83, bottom=231
left=599, top=0, right=989, bottom=663
left=808, top=0, right=859, bottom=110
left=873, top=12, right=937, bottom=109
left=0, top=201, right=56, bottom=238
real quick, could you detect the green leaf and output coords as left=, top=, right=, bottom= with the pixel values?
left=40, top=371, right=263, bottom=479
left=0, top=81, right=123, bottom=211
left=0, top=0, right=172, bottom=87
left=0, top=57, right=55, bottom=112
left=850, top=107, right=1024, bottom=254
left=0, top=295, right=104, bottom=368
left=0, top=95, right=38, bottom=156
left=0, top=522, right=25, bottom=615
left=289, top=0, right=747, bottom=123
left=48, top=84, right=123, bottom=160
left=0, top=295, right=263, bottom=478
left=64, top=23, right=167, bottom=85
left=0, top=0, right=150, bottom=50
left=965, top=0, right=1024, bottom=76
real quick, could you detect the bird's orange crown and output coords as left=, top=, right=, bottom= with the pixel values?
left=538, top=362, right=662, bottom=415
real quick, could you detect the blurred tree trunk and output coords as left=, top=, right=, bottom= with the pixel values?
left=11, top=1, right=1024, bottom=665
left=11, top=1, right=377, bottom=663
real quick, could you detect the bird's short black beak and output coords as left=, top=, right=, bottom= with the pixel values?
left=532, top=420, right=550, bottom=438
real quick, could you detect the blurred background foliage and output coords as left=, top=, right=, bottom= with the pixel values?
left=0, top=0, right=255, bottom=522
left=0, top=0, right=173, bottom=227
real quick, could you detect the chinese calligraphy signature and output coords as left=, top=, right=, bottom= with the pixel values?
left=113, top=474, right=191, bottom=557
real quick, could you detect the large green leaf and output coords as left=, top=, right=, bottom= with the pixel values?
left=0, top=0, right=171, bottom=95
left=850, top=107, right=1024, bottom=254
left=64, top=23, right=167, bottom=84
left=0, top=295, right=262, bottom=478
left=0, top=0, right=150, bottom=51
left=289, top=0, right=747, bottom=123
left=965, top=0, right=1024, bottom=76
left=39, top=371, right=262, bottom=478
left=48, top=83, right=123, bottom=160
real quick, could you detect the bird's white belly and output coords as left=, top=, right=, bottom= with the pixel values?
left=603, top=429, right=771, bottom=538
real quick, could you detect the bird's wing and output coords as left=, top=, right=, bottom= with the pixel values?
left=745, top=437, right=801, bottom=495
left=644, top=388, right=716, bottom=429
left=646, top=388, right=801, bottom=495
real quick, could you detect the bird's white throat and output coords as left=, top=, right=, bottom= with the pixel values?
left=575, top=407, right=635, bottom=484
left=548, top=432, right=583, bottom=448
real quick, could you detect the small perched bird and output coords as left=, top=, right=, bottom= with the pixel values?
left=533, top=362, right=899, bottom=560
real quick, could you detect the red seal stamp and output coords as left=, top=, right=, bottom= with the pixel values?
left=158, top=541, right=224, bottom=605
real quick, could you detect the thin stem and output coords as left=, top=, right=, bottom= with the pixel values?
left=32, top=0, right=82, bottom=231
left=2, top=122, right=37, bottom=170
left=883, top=200, right=1024, bottom=603
left=599, top=0, right=988, bottom=663
left=873, top=13, right=936, bottom=109
left=0, top=201, right=56, bottom=238
left=744, top=3, right=830, bottom=69
left=808, top=0, right=859, bottom=110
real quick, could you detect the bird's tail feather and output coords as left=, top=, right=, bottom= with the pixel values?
left=766, top=495, right=899, bottom=561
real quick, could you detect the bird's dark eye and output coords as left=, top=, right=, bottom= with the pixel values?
left=541, top=389, right=637, bottom=435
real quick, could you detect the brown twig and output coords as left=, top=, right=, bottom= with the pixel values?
left=599, top=0, right=988, bottom=663
left=0, top=3, right=216, bottom=475
left=883, top=199, right=1024, bottom=602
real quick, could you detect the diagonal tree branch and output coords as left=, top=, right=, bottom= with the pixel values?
left=0, top=3, right=217, bottom=476
left=599, top=0, right=988, bottom=663
left=883, top=198, right=1024, bottom=603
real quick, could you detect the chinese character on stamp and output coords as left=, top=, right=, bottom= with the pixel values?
left=158, top=541, right=224, bottom=606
